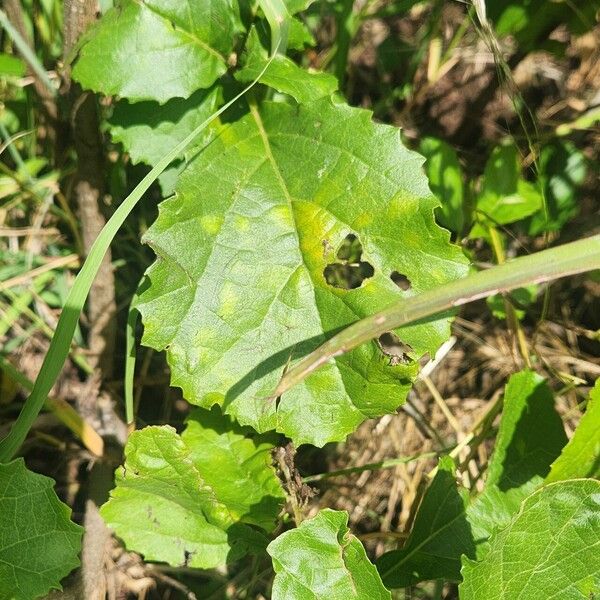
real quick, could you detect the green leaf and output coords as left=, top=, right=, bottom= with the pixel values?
left=236, top=28, right=338, bottom=103
left=486, top=0, right=600, bottom=52
left=137, top=97, right=468, bottom=446
left=72, top=0, right=243, bottom=102
left=546, top=379, right=600, bottom=483
left=109, top=86, right=222, bottom=193
left=100, top=425, right=271, bottom=568
left=0, top=53, right=26, bottom=77
left=460, top=479, right=600, bottom=599
left=419, top=137, right=465, bottom=234
left=287, top=17, right=315, bottom=49
left=267, top=509, right=391, bottom=599
left=377, top=456, right=475, bottom=587
left=528, top=141, right=587, bottom=235
left=0, top=459, right=83, bottom=600
left=181, top=406, right=285, bottom=531
left=472, top=144, right=542, bottom=236
left=467, top=369, right=567, bottom=544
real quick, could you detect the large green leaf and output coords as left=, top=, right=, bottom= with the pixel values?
left=460, top=479, right=600, bottom=599
left=377, top=456, right=475, bottom=587
left=267, top=509, right=391, bottom=599
left=181, top=406, right=285, bottom=531
left=137, top=97, right=468, bottom=446
left=546, top=378, right=600, bottom=483
left=467, top=369, right=567, bottom=544
left=72, top=0, right=243, bottom=102
left=0, top=459, right=83, bottom=600
left=100, top=425, right=277, bottom=568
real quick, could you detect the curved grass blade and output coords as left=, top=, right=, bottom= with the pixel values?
left=0, top=55, right=279, bottom=463
left=272, top=235, right=600, bottom=399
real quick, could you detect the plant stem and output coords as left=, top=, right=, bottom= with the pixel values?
left=273, top=235, right=600, bottom=398
left=303, top=451, right=439, bottom=483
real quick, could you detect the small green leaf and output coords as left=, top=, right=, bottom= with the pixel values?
left=72, top=0, right=243, bottom=102
left=137, top=97, right=468, bottom=446
left=0, top=459, right=83, bottom=600
left=460, top=479, right=600, bottom=599
left=181, top=406, right=285, bottom=531
left=528, top=141, right=587, bottom=235
left=546, top=379, right=600, bottom=483
left=236, top=28, right=338, bottom=103
left=100, top=426, right=270, bottom=569
left=468, top=369, right=567, bottom=544
left=377, top=456, right=475, bottom=587
left=419, top=137, right=465, bottom=234
left=267, top=509, right=391, bottom=599
left=472, top=144, right=542, bottom=234
left=287, top=17, right=315, bottom=49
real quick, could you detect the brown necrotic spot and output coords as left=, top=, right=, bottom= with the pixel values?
left=324, top=233, right=374, bottom=290
left=378, top=332, right=414, bottom=366
left=391, top=271, right=411, bottom=291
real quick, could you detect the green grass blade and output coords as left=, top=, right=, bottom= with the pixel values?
left=272, top=235, right=600, bottom=399
left=258, top=0, right=290, bottom=55
left=0, top=57, right=278, bottom=463
left=124, top=290, right=141, bottom=425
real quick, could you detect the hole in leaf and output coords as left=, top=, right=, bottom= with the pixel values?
left=324, top=234, right=374, bottom=290
left=378, top=332, right=414, bottom=366
left=391, top=271, right=411, bottom=291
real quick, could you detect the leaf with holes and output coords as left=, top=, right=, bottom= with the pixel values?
left=267, top=509, right=391, bottom=599
left=460, top=479, right=600, bottom=599
left=72, top=0, right=244, bottom=103
left=0, top=459, right=83, bottom=600
left=100, top=425, right=275, bottom=569
left=136, top=97, right=469, bottom=446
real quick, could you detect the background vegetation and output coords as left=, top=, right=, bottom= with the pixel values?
left=0, top=0, right=599, bottom=598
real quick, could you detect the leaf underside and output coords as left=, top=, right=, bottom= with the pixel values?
left=137, top=97, right=469, bottom=446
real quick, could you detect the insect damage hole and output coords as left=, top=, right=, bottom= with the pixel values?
left=323, top=233, right=374, bottom=290
left=378, top=332, right=414, bottom=366
left=391, top=271, right=411, bottom=291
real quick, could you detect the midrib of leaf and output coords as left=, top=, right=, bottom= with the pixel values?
left=379, top=484, right=466, bottom=579
left=131, top=0, right=226, bottom=63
